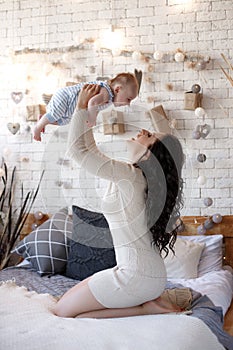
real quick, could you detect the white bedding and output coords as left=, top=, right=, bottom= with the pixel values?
left=0, top=281, right=225, bottom=350
left=170, top=268, right=233, bottom=315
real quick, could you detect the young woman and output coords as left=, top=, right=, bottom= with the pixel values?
left=54, top=84, right=184, bottom=319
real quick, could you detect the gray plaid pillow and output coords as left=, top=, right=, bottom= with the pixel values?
left=12, top=208, right=72, bottom=275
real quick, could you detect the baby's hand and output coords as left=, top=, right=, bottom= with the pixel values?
left=33, top=125, right=42, bottom=141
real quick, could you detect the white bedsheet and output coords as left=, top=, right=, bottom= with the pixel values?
left=170, top=268, right=233, bottom=315
left=0, top=281, right=225, bottom=350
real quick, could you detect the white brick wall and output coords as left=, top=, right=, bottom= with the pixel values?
left=0, top=0, right=232, bottom=217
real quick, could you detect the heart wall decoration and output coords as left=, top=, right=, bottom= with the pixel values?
left=7, top=122, right=20, bottom=135
left=11, top=92, right=24, bottom=104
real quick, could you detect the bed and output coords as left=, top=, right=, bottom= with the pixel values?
left=0, top=212, right=233, bottom=350
left=181, top=215, right=233, bottom=338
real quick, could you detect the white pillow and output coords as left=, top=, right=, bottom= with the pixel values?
left=178, top=235, right=223, bottom=277
left=163, top=238, right=205, bottom=279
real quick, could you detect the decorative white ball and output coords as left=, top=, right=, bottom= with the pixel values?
left=203, top=55, right=210, bottom=63
left=212, top=213, right=223, bottom=224
left=195, top=107, right=206, bottom=118
left=197, top=175, right=206, bottom=185
left=132, top=51, right=142, bottom=61
left=153, top=51, right=163, bottom=61
left=31, top=223, right=38, bottom=230
left=204, top=218, right=214, bottom=230
left=204, top=197, right=213, bottom=207
left=34, top=211, right=44, bottom=220
left=174, top=52, right=185, bottom=62
left=191, top=84, right=201, bottom=93
left=195, top=60, right=206, bottom=71
left=197, top=224, right=206, bottom=235
left=197, top=153, right=207, bottom=163
left=192, top=130, right=201, bottom=139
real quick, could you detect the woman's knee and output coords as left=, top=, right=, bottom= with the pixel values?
left=53, top=302, right=72, bottom=318
left=53, top=278, right=103, bottom=318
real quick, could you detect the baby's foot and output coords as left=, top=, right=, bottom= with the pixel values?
left=33, top=126, right=42, bottom=141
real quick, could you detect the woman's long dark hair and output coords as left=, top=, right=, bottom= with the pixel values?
left=137, top=134, right=184, bottom=257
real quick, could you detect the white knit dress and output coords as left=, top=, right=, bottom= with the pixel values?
left=67, top=109, right=167, bottom=308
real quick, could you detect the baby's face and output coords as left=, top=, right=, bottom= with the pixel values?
left=113, top=84, right=138, bottom=106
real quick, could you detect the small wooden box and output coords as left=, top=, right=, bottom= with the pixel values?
left=184, top=92, right=202, bottom=110
left=102, top=110, right=125, bottom=135
left=149, top=105, right=171, bottom=134
left=26, top=104, right=47, bottom=121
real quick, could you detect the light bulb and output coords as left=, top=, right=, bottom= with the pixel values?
left=101, top=28, right=123, bottom=51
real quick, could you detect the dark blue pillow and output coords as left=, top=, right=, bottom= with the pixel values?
left=65, top=205, right=116, bottom=280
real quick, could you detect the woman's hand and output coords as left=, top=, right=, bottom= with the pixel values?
left=76, top=84, right=100, bottom=110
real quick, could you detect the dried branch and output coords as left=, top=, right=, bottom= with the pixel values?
left=0, top=163, right=44, bottom=270
left=221, top=53, right=233, bottom=71
left=219, top=53, right=233, bottom=87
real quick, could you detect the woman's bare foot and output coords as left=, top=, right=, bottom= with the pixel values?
left=142, top=296, right=182, bottom=315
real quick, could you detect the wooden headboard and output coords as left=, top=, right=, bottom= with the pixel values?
left=181, top=215, right=233, bottom=269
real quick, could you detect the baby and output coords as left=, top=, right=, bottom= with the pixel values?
left=34, top=72, right=139, bottom=141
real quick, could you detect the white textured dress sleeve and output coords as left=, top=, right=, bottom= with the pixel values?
left=67, top=109, right=135, bottom=183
